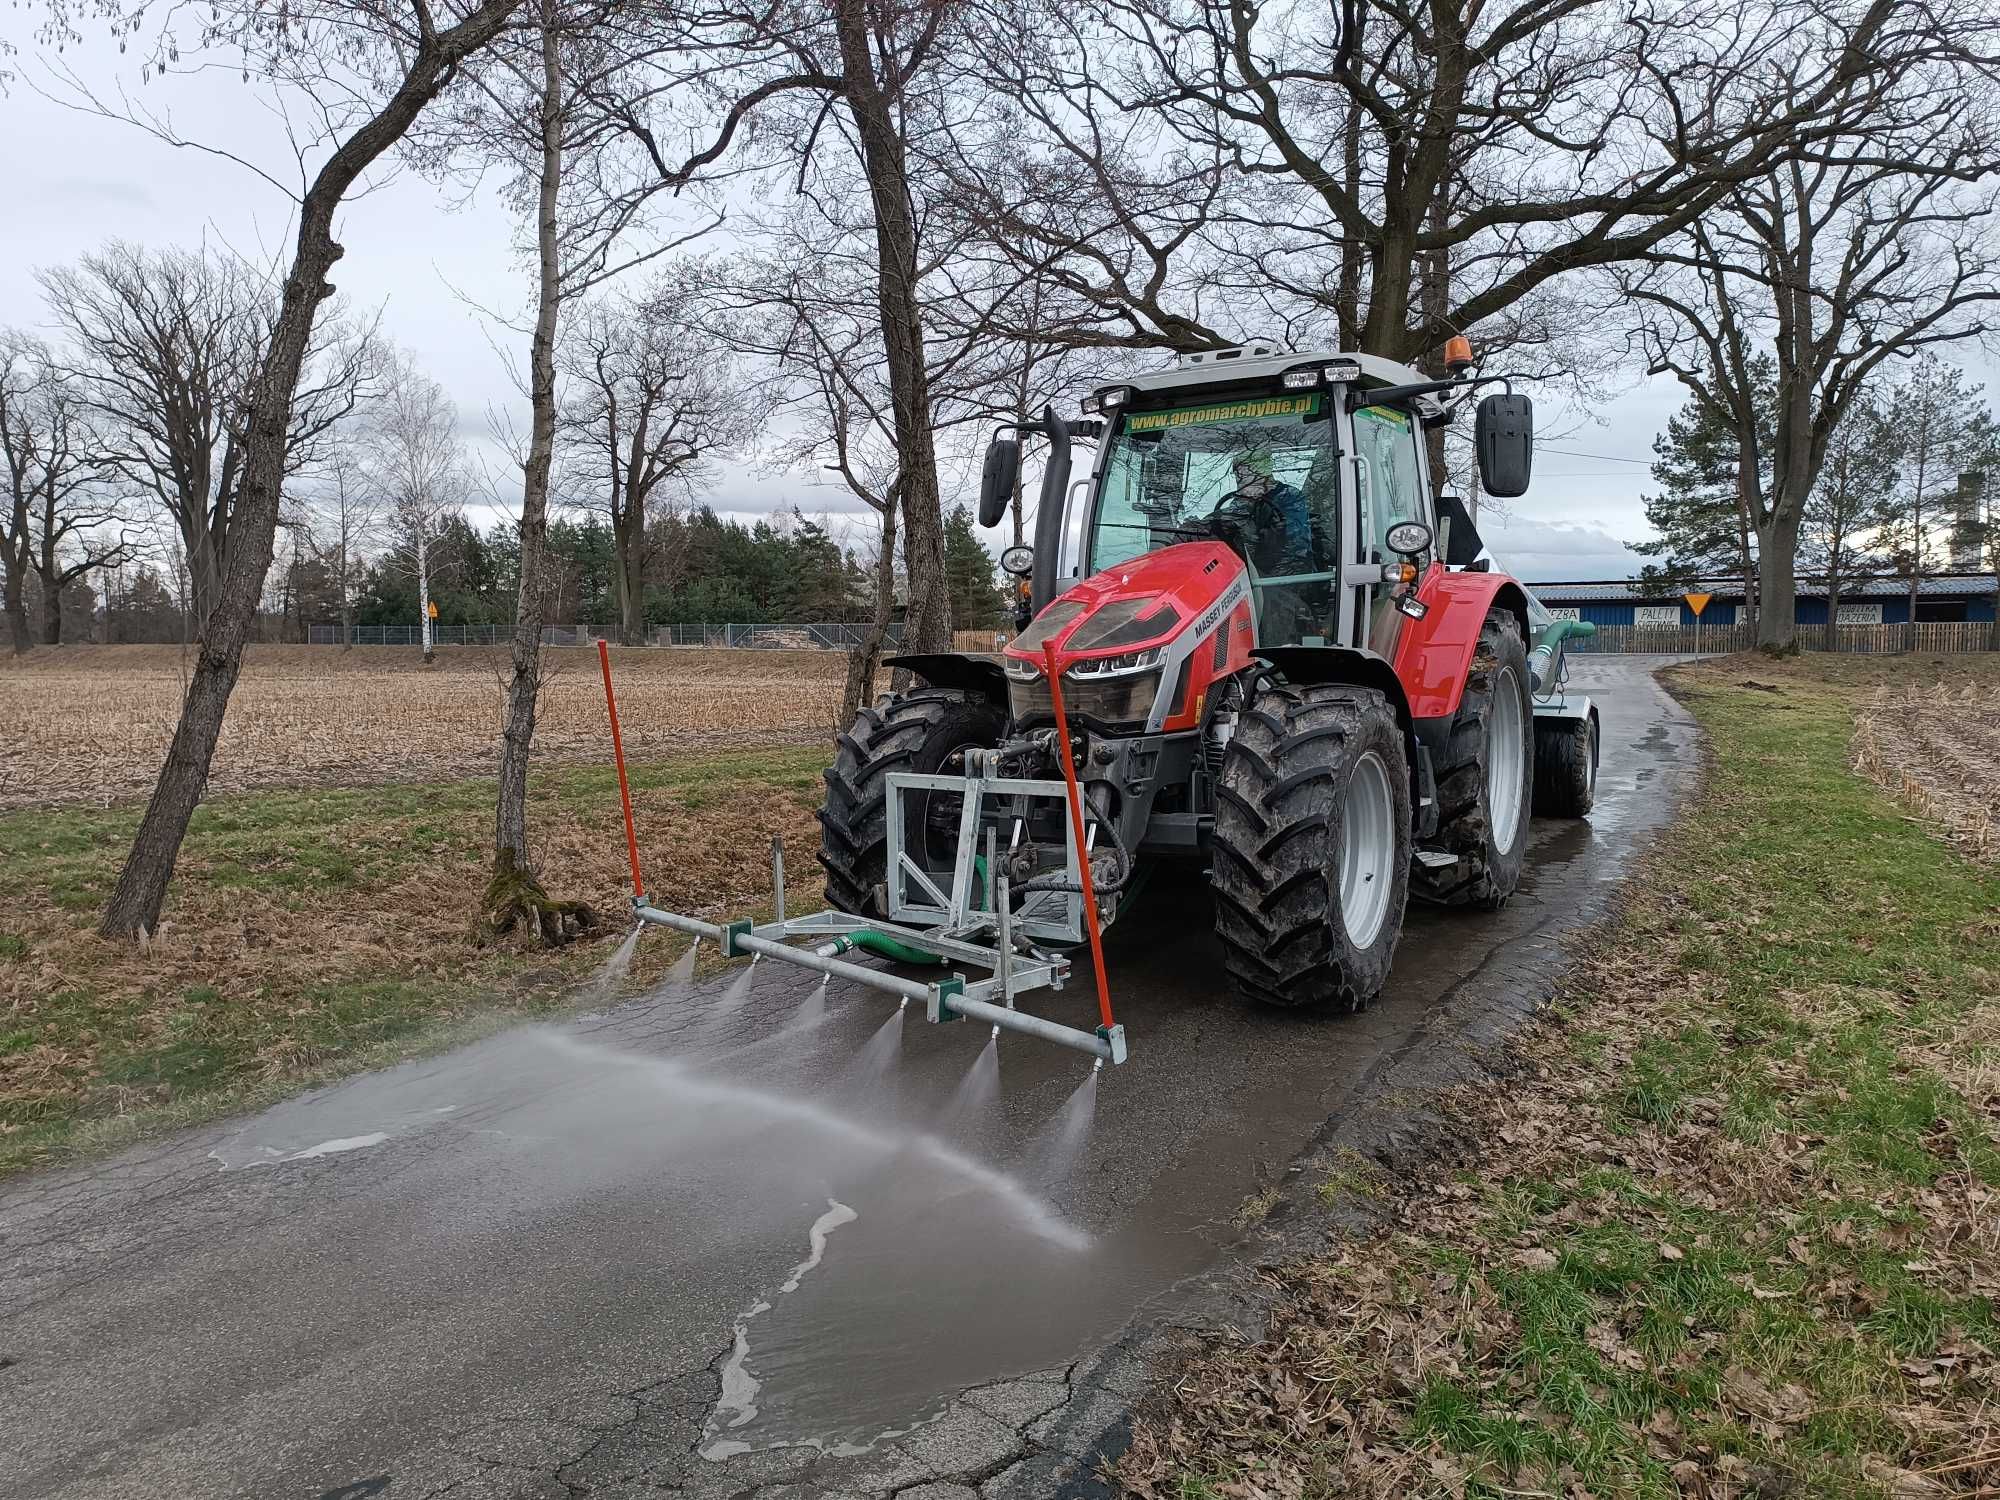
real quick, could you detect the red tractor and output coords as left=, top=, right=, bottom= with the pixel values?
left=815, top=343, right=1598, bottom=1018
left=618, top=341, right=1595, bottom=1063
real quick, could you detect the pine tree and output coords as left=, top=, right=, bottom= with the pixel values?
left=1630, top=371, right=1770, bottom=620
left=942, top=504, right=1005, bottom=632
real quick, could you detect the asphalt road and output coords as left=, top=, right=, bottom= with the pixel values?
left=0, top=658, right=1696, bottom=1500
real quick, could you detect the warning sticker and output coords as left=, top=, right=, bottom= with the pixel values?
left=1124, top=394, right=1321, bottom=432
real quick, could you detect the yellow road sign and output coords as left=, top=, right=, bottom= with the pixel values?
left=1684, top=592, right=1713, bottom=616
left=427, top=600, right=439, bottom=619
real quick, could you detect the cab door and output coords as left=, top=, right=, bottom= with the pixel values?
left=1347, top=403, right=1432, bottom=658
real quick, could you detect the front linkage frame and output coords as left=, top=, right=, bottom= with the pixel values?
left=630, top=759, right=1129, bottom=1065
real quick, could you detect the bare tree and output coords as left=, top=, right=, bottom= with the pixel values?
left=364, top=350, right=465, bottom=662
left=301, top=435, right=384, bottom=651
left=46, top=0, right=529, bottom=940
left=610, top=0, right=994, bottom=655
left=1801, top=396, right=1896, bottom=648
left=1877, top=357, right=1993, bottom=648
left=561, top=280, right=757, bottom=644
left=1622, top=31, right=2000, bottom=652
left=946, top=0, right=1932, bottom=369
left=37, top=242, right=373, bottom=629
left=1, top=333, right=128, bottom=652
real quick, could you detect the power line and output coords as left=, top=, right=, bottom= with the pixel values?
left=1541, top=445, right=1653, bottom=466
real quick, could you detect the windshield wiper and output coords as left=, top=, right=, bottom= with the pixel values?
left=1096, top=520, right=1211, bottom=541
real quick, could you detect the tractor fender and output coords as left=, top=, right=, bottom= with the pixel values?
left=1393, top=568, right=1533, bottom=721
left=1255, top=644, right=1413, bottom=736
left=882, top=652, right=1009, bottom=707
left=1253, top=645, right=1436, bottom=836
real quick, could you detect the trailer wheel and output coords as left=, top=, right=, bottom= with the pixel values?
left=1211, top=683, right=1411, bottom=1011
left=1412, top=611, right=1534, bottom=909
left=817, top=689, right=1006, bottom=918
left=1532, top=714, right=1596, bottom=818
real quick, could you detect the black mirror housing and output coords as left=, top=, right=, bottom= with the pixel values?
left=1474, top=393, right=1533, bottom=498
left=978, top=436, right=1021, bottom=529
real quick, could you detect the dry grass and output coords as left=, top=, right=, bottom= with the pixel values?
left=0, top=743, right=831, bottom=1174
left=1854, top=678, right=2000, bottom=866
left=0, top=643, right=849, bottom=810
left=1117, top=655, right=2000, bottom=1500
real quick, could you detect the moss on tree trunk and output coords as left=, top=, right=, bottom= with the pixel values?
left=482, top=847, right=596, bottom=948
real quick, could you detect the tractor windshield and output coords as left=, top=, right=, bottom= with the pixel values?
left=1089, top=393, right=1342, bottom=642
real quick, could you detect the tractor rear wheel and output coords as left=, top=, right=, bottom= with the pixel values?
left=1211, top=682, right=1411, bottom=1011
left=1412, top=611, right=1534, bottom=909
left=817, top=689, right=1006, bottom=918
left=1533, top=715, right=1597, bottom=818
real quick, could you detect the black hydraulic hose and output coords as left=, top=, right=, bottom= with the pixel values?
left=1031, top=404, right=1072, bottom=615
left=1021, top=791, right=1135, bottom=895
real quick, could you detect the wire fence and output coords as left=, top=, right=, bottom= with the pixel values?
left=305, top=622, right=1015, bottom=652
left=303, top=619, right=1995, bottom=655
left=1563, top=621, right=1997, bottom=655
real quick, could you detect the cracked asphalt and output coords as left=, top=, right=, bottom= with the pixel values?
left=0, top=659, right=1696, bottom=1500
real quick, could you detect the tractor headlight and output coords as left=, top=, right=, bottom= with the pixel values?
left=1003, top=649, right=1167, bottom=731
left=1068, top=647, right=1165, bottom=679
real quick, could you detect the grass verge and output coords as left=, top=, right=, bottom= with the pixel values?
left=1117, top=655, right=2000, bottom=1500
left=0, top=744, right=829, bottom=1178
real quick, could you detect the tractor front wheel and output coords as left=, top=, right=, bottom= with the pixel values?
left=1412, top=611, right=1535, bottom=908
left=817, top=689, right=1007, bottom=918
left=1211, top=682, right=1411, bottom=1011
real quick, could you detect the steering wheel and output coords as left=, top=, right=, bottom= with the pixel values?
left=1202, top=489, right=1284, bottom=570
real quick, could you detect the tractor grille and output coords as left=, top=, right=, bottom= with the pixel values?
left=1007, top=667, right=1163, bottom=732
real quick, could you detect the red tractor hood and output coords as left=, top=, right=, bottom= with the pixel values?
left=1005, top=541, right=1247, bottom=669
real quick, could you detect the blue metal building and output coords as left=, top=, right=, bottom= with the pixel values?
left=1527, top=574, right=1998, bottom=628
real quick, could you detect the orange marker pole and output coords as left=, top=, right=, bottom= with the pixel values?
left=597, top=638, right=645, bottom=902
left=1042, top=642, right=1116, bottom=1034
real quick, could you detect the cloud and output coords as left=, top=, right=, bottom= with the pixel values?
left=1481, top=515, right=1646, bottom=583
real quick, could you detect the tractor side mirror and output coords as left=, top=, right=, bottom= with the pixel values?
left=978, top=435, right=1021, bottom=529
left=1474, top=393, right=1533, bottom=498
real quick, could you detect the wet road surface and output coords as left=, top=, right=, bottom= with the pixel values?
left=0, top=658, right=1696, bottom=1500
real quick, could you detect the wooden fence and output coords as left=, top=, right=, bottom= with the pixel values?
left=1565, top=621, right=1997, bottom=655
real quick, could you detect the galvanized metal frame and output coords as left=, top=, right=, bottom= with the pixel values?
left=627, top=764, right=1128, bottom=1064
left=883, top=769, right=1084, bottom=945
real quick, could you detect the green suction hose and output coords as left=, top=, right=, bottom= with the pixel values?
left=821, top=856, right=989, bottom=966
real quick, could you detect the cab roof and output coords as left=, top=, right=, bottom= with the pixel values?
left=1113, top=345, right=1429, bottom=399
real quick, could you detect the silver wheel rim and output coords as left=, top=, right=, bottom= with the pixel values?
left=1585, top=722, right=1598, bottom=797
left=1339, top=750, right=1396, bottom=950
left=1488, top=667, right=1525, bottom=849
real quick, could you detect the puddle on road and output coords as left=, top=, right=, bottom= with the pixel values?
left=200, top=1021, right=1179, bottom=1460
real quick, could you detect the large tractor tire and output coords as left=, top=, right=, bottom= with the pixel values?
left=1533, top=715, right=1597, bottom=818
left=1211, top=682, right=1411, bottom=1011
left=1411, top=611, right=1534, bottom=909
left=817, top=689, right=1006, bottom=918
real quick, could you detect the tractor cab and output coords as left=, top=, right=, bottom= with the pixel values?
left=979, top=346, right=1533, bottom=662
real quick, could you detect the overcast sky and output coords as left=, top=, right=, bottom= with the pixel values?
left=4, top=22, right=1953, bottom=588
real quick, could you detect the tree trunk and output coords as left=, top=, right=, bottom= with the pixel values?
left=616, top=501, right=646, bottom=646
left=2, top=568, right=29, bottom=655
left=97, top=0, right=524, bottom=941
left=417, top=527, right=435, bottom=663
left=41, top=592, right=61, bottom=646
left=494, top=0, right=563, bottom=880
left=839, top=494, right=899, bottom=731
left=833, top=0, right=950, bottom=656
left=339, top=538, right=354, bottom=651
left=1755, top=508, right=1802, bottom=654
left=1825, top=574, right=1842, bottom=653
